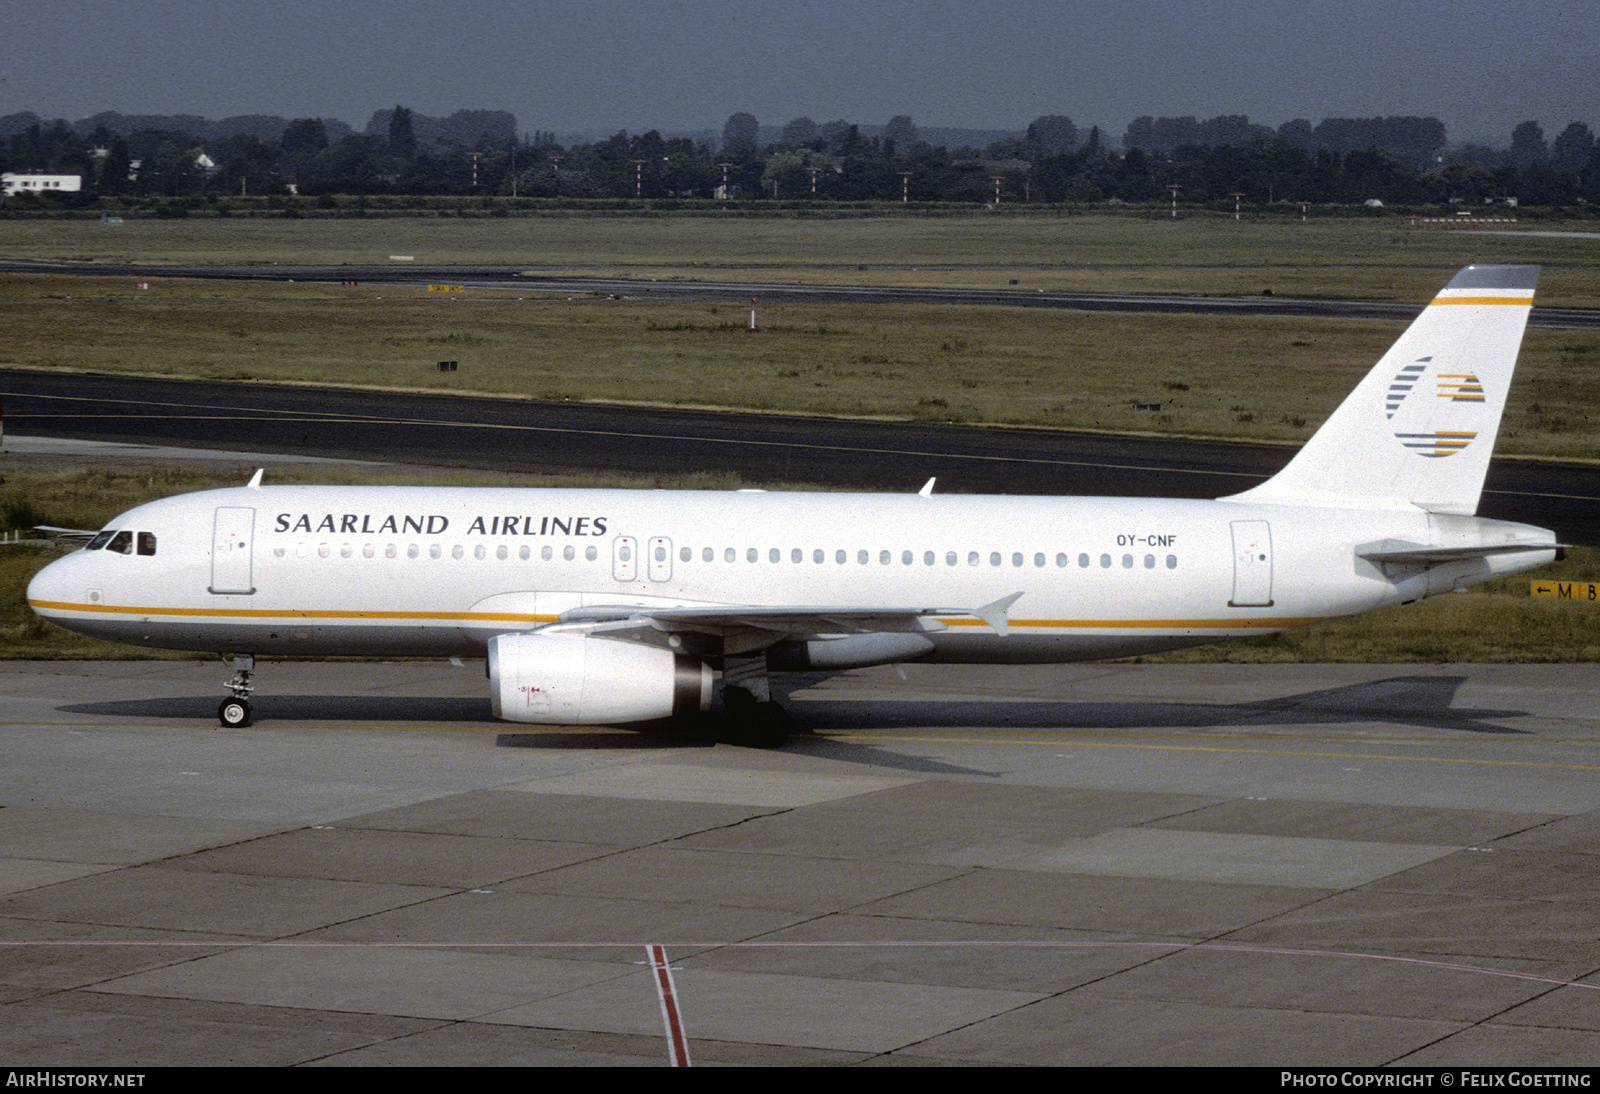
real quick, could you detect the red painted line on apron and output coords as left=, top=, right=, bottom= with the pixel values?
left=647, top=944, right=691, bottom=1067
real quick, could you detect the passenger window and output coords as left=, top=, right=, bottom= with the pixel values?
left=991, top=552, right=1001, bottom=566
left=813, top=549, right=823, bottom=563
left=107, top=531, right=133, bottom=554
left=924, top=551, right=935, bottom=566
left=1122, top=554, right=1133, bottom=568
left=585, top=545, right=597, bottom=561
left=1100, top=554, right=1111, bottom=568
left=1034, top=553, right=1045, bottom=567
left=453, top=544, right=464, bottom=560
left=968, top=551, right=979, bottom=566
left=1079, top=553, right=1090, bottom=568
left=858, top=550, right=868, bottom=564
left=747, top=548, right=758, bottom=562
left=429, top=544, right=441, bottom=559
left=836, top=549, right=846, bottom=564
left=86, top=531, right=114, bottom=551
left=1011, top=552, right=1023, bottom=567
left=319, top=544, right=331, bottom=558
left=680, top=546, right=691, bottom=562
left=137, top=532, right=157, bottom=556
left=363, top=544, right=375, bottom=558
left=1145, top=554, right=1155, bottom=569
left=725, top=548, right=736, bottom=562
left=1167, top=555, right=1178, bottom=569
left=946, top=551, right=957, bottom=566
left=563, top=545, right=575, bottom=561
left=519, top=545, right=530, bottom=560
left=474, top=545, right=486, bottom=560
left=879, top=550, right=890, bottom=564
left=1056, top=553, right=1067, bottom=568
left=791, top=548, right=803, bottom=563
left=385, top=544, right=397, bottom=559
left=769, top=548, right=780, bottom=563
left=703, top=547, right=713, bottom=562
left=542, top=546, right=553, bottom=561
left=495, top=545, right=507, bottom=561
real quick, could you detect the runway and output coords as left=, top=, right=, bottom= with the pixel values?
left=5, top=368, right=1598, bottom=545
left=4, top=659, right=1600, bottom=1065
left=4, top=259, right=1598, bottom=329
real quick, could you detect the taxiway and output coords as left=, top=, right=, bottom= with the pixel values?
left=4, top=658, right=1600, bottom=1066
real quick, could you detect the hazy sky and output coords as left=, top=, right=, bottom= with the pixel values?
left=6, top=0, right=1595, bottom=144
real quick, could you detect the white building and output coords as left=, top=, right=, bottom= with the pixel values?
left=2, top=173, right=83, bottom=196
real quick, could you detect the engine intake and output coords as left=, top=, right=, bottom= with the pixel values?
left=488, top=632, right=712, bottom=724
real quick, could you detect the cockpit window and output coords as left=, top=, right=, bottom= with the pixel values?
left=106, top=531, right=133, bottom=554
left=85, top=531, right=115, bottom=551
left=137, top=532, right=157, bottom=556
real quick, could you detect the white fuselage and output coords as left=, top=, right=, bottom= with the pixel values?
left=26, top=484, right=1555, bottom=664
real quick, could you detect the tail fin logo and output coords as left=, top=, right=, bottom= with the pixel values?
left=1394, top=430, right=1478, bottom=458
left=1386, top=362, right=1486, bottom=457
left=1385, top=358, right=1430, bottom=418
left=1436, top=373, right=1486, bottom=402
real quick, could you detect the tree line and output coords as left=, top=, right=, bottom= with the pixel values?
left=3, top=107, right=1598, bottom=210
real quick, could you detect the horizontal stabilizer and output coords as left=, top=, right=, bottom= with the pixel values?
left=1356, top=539, right=1565, bottom=564
left=32, top=525, right=98, bottom=546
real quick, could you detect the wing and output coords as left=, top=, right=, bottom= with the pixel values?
left=548, top=591, right=1025, bottom=642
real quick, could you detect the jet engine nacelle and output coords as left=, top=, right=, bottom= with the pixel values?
left=487, top=632, right=713, bottom=724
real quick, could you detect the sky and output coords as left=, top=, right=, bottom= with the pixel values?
left=5, top=0, right=1595, bottom=146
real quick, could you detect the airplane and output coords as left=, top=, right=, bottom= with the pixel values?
left=26, top=265, right=1561, bottom=748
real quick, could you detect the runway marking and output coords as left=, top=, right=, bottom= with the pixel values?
left=4, top=938, right=1597, bottom=995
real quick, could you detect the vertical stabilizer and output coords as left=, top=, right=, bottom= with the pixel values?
left=1225, top=265, right=1538, bottom=513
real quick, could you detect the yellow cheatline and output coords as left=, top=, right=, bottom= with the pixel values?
left=33, top=599, right=1330, bottom=631
left=1429, top=295, right=1533, bottom=305
left=938, top=615, right=1332, bottom=629
left=28, top=599, right=557, bottom=624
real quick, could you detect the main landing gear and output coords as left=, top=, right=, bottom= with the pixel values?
left=719, top=654, right=790, bottom=748
left=721, top=686, right=791, bottom=749
left=218, top=654, right=255, bottom=728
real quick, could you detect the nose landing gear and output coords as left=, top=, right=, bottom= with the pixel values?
left=218, top=654, right=255, bottom=728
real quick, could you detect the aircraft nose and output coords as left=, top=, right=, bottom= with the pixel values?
left=27, top=552, right=83, bottom=618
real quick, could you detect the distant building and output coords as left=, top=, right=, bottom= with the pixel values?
left=2, top=173, right=83, bottom=196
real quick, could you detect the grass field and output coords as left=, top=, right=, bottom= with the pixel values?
left=4, top=213, right=1600, bottom=303
left=4, top=270, right=1598, bottom=457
